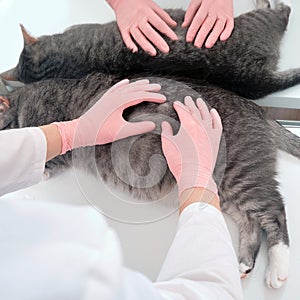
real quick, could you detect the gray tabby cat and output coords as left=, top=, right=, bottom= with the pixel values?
left=0, top=0, right=298, bottom=289
left=0, top=70, right=298, bottom=289
left=1, top=0, right=300, bottom=99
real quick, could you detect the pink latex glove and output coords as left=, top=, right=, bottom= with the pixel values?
left=54, top=79, right=166, bottom=154
left=106, top=0, right=178, bottom=56
left=161, top=96, right=222, bottom=196
left=182, top=0, right=234, bottom=48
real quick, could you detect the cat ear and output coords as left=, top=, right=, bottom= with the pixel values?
left=20, top=24, right=38, bottom=45
left=0, top=67, right=19, bottom=82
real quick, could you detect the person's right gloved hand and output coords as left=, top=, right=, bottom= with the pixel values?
left=106, top=0, right=178, bottom=56
left=54, top=79, right=166, bottom=154
left=161, top=96, right=222, bottom=197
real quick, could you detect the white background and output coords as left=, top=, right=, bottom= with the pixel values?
left=1, top=0, right=300, bottom=299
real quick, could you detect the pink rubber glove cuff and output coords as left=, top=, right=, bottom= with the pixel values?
left=106, top=0, right=120, bottom=10
left=53, top=120, right=79, bottom=155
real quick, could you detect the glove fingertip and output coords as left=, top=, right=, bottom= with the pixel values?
left=110, top=79, right=130, bottom=93
left=161, top=121, right=173, bottom=136
left=174, top=100, right=185, bottom=109
left=184, top=95, right=195, bottom=107
left=210, top=108, right=223, bottom=130
left=196, top=97, right=206, bottom=109
left=140, top=121, right=156, bottom=132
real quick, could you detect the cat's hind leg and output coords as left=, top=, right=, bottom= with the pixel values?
left=267, top=69, right=300, bottom=95
left=221, top=201, right=263, bottom=278
left=265, top=241, right=289, bottom=288
left=241, top=68, right=300, bottom=99
left=255, top=0, right=292, bottom=9
left=44, top=155, right=71, bottom=179
left=275, top=0, right=292, bottom=9
left=256, top=186, right=289, bottom=288
left=255, top=0, right=271, bottom=9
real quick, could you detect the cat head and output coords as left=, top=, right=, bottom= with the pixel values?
left=1, top=25, right=37, bottom=83
left=0, top=25, right=65, bottom=83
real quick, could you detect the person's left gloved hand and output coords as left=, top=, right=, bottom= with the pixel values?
left=161, top=96, right=222, bottom=196
left=182, top=0, right=234, bottom=48
left=54, top=79, right=166, bottom=154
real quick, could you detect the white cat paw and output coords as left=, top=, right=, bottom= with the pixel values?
left=42, top=170, right=51, bottom=180
left=255, top=0, right=270, bottom=9
left=239, top=262, right=253, bottom=279
left=265, top=242, right=289, bottom=288
left=275, top=0, right=292, bottom=9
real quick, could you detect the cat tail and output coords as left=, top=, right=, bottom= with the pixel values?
left=246, top=68, right=300, bottom=99
left=268, top=119, right=300, bottom=159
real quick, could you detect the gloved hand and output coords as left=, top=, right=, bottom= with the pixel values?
left=106, top=0, right=178, bottom=56
left=54, top=79, right=166, bottom=154
left=161, top=96, right=222, bottom=196
left=182, top=0, right=234, bottom=48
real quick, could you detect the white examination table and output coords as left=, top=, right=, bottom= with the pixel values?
left=1, top=0, right=300, bottom=299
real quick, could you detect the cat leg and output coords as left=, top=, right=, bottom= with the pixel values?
left=238, top=219, right=262, bottom=278
left=42, top=168, right=51, bottom=180
left=274, top=0, right=292, bottom=9
left=257, top=190, right=289, bottom=288
left=270, top=68, right=300, bottom=92
left=222, top=201, right=262, bottom=277
left=265, top=241, right=289, bottom=288
left=242, top=68, right=300, bottom=99
left=44, top=156, right=70, bottom=178
left=255, top=0, right=271, bottom=9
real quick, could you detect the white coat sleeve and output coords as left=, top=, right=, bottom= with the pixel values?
left=117, top=203, right=244, bottom=300
left=153, top=203, right=244, bottom=300
left=0, top=127, right=47, bottom=196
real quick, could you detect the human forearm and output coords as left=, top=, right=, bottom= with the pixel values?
left=39, top=124, right=62, bottom=162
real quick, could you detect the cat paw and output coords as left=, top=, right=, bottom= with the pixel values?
left=265, top=242, right=289, bottom=288
left=0, top=95, right=10, bottom=113
left=42, top=170, right=51, bottom=180
left=255, top=0, right=270, bottom=9
left=275, top=0, right=292, bottom=9
left=239, top=261, right=254, bottom=279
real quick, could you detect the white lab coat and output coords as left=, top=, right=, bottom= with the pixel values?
left=0, top=127, right=244, bottom=300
